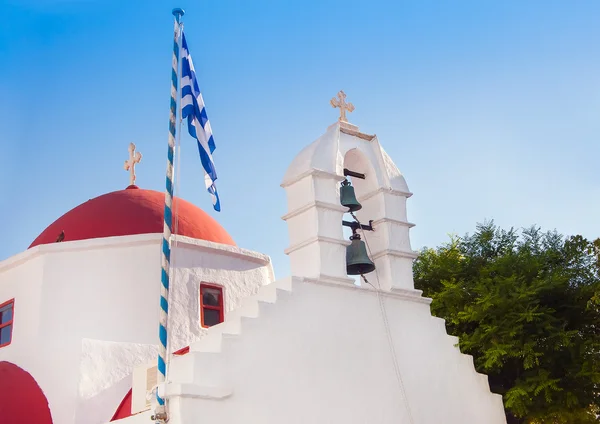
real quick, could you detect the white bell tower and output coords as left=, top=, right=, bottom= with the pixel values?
left=281, top=91, right=417, bottom=291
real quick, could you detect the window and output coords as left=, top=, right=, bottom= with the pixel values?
left=0, top=299, right=14, bottom=347
left=200, top=284, right=224, bottom=328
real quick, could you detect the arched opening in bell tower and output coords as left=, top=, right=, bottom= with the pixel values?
left=342, top=149, right=379, bottom=286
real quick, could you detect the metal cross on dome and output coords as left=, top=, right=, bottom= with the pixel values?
left=330, top=90, right=355, bottom=123
left=124, top=142, right=142, bottom=186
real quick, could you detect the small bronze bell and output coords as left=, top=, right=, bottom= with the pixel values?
left=340, top=179, right=362, bottom=212
left=346, top=234, right=376, bottom=275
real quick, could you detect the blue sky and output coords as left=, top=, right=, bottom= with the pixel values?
left=1, top=0, right=599, bottom=278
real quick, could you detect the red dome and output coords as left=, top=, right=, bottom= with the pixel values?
left=0, top=361, right=53, bottom=424
left=30, top=186, right=235, bottom=248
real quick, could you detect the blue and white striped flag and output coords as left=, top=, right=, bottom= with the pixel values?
left=181, top=30, right=221, bottom=211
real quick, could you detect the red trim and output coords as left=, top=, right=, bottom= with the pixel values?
left=200, top=283, right=224, bottom=328
left=110, top=389, right=132, bottom=421
left=0, top=299, right=14, bottom=349
left=173, top=346, right=190, bottom=355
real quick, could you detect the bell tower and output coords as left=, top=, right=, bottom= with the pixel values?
left=281, top=92, right=417, bottom=291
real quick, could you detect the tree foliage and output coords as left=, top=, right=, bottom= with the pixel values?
left=413, top=221, right=600, bottom=423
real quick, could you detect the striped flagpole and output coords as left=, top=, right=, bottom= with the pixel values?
left=154, top=7, right=184, bottom=422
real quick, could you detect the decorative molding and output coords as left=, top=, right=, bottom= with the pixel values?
left=371, top=248, right=419, bottom=260
left=171, top=235, right=273, bottom=269
left=389, top=286, right=431, bottom=304
left=372, top=217, right=416, bottom=228
left=358, top=187, right=413, bottom=202
left=303, top=273, right=356, bottom=286
left=280, top=169, right=344, bottom=188
left=284, top=236, right=350, bottom=255
left=339, top=121, right=359, bottom=131
left=296, top=275, right=432, bottom=304
left=340, top=126, right=375, bottom=141
left=281, top=200, right=347, bottom=221
left=165, top=382, right=233, bottom=400
left=0, top=233, right=162, bottom=273
left=0, top=233, right=273, bottom=274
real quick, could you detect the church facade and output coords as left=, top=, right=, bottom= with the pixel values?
left=0, top=95, right=507, bottom=423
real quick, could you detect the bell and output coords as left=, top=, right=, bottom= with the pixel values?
left=346, top=234, right=376, bottom=275
left=340, top=180, right=362, bottom=212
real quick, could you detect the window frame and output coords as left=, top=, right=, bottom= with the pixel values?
left=0, top=299, right=14, bottom=348
left=199, top=283, right=224, bottom=328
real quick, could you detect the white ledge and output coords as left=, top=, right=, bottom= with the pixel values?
left=296, top=276, right=432, bottom=304
left=0, top=233, right=273, bottom=277
left=328, top=120, right=359, bottom=132
left=171, top=235, right=273, bottom=270
left=281, top=200, right=347, bottom=221
left=165, top=382, right=233, bottom=400
left=372, top=217, right=416, bottom=228
left=302, top=274, right=356, bottom=286
left=358, top=187, right=413, bottom=202
left=284, top=236, right=350, bottom=255
left=389, top=287, right=432, bottom=304
left=280, top=169, right=345, bottom=188
left=339, top=126, right=375, bottom=141
left=371, top=248, right=419, bottom=260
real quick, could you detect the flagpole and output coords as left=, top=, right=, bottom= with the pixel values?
left=154, top=7, right=184, bottom=423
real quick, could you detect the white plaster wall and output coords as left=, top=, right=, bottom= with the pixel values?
left=288, top=244, right=319, bottom=278
left=0, top=254, right=44, bottom=356
left=0, top=254, right=47, bottom=413
left=365, top=221, right=413, bottom=254
left=313, top=175, right=342, bottom=205
left=0, top=233, right=274, bottom=424
left=285, top=209, right=318, bottom=247
left=371, top=256, right=416, bottom=291
left=167, top=238, right=274, bottom=353
left=287, top=238, right=350, bottom=282
left=169, top=280, right=506, bottom=424
left=284, top=176, right=314, bottom=212
left=317, top=208, right=346, bottom=241
left=358, top=192, right=409, bottom=224
left=281, top=124, right=342, bottom=186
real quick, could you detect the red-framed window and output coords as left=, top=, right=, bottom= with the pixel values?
left=0, top=299, right=14, bottom=348
left=200, top=284, right=224, bottom=328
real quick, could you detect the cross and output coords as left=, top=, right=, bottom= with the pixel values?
left=330, top=90, right=355, bottom=122
left=124, top=142, right=142, bottom=186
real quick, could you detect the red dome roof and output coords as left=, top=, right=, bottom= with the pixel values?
left=29, top=186, right=235, bottom=248
left=0, top=361, right=53, bottom=424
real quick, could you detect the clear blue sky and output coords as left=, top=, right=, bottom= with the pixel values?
left=1, top=0, right=599, bottom=279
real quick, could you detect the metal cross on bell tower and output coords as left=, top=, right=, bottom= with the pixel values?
left=124, top=142, right=142, bottom=186
left=330, top=90, right=355, bottom=123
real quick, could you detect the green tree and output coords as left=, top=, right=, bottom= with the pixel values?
left=413, top=221, right=600, bottom=423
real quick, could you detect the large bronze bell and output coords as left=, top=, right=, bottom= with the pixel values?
left=340, top=179, right=362, bottom=212
left=346, top=234, right=376, bottom=275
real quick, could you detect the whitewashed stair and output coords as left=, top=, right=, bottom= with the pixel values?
left=165, top=277, right=294, bottom=397
left=430, top=315, right=499, bottom=401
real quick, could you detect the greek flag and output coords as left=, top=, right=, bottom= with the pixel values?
left=181, top=30, right=220, bottom=211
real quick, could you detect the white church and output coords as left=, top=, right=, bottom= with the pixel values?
left=0, top=93, right=507, bottom=424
